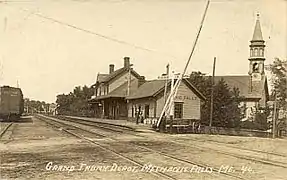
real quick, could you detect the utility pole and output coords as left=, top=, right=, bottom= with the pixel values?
left=127, top=64, right=134, bottom=122
left=209, top=57, right=216, bottom=132
left=162, top=64, right=169, bottom=131
left=169, top=71, right=175, bottom=133
left=127, top=64, right=133, bottom=96
left=164, top=64, right=170, bottom=104
left=273, top=92, right=277, bottom=138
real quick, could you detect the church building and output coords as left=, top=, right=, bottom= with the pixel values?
left=215, top=14, right=269, bottom=121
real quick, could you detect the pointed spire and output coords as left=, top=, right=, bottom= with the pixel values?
left=252, top=13, right=264, bottom=41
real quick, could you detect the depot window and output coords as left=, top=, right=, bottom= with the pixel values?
left=174, top=102, right=183, bottom=119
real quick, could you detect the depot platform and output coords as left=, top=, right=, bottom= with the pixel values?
left=65, top=116, right=155, bottom=133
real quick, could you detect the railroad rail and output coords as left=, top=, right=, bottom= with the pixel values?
left=0, top=122, right=13, bottom=139
left=63, top=116, right=135, bottom=131
left=55, top=116, right=146, bottom=139
left=36, top=115, right=109, bottom=139
left=36, top=114, right=249, bottom=180
left=194, top=138, right=287, bottom=158
left=35, top=114, right=176, bottom=180
left=58, top=116, right=139, bottom=133
left=59, top=115, right=287, bottom=169
left=171, top=139, right=287, bottom=169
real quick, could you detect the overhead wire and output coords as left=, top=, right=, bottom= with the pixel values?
left=156, top=0, right=210, bottom=127
left=1, top=2, right=180, bottom=60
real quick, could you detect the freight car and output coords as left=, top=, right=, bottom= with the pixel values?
left=0, top=86, right=24, bottom=121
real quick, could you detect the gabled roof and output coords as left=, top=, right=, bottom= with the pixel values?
left=92, top=67, right=142, bottom=87
left=97, top=73, right=109, bottom=83
left=127, top=80, right=166, bottom=99
left=127, top=79, right=206, bottom=100
left=214, top=75, right=268, bottom=99
left=104, top=67, right=126, bottom=82
left=91, top=79, right=138, bottom=100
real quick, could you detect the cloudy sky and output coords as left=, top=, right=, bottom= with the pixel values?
left=0, top=0, right=286, bottom=103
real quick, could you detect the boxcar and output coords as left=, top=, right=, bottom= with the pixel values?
left=0, top=86, right=24, bottom=121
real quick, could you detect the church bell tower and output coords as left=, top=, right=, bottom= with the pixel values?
left=248, top=13, right=265, bottom=81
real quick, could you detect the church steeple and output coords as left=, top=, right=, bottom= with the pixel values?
left=252, top=14, right=264, bottom=41
left=248, top=13, right=265, bottom=77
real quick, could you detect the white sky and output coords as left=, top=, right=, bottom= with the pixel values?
left=0, top=0, right=286, bottom=103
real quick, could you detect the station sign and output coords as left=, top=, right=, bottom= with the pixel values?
left=157, top=73, right=189, bottom=80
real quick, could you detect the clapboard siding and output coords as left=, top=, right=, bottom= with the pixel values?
left=176, top=82, right=200, bottom=119
left=156, top=95, right=165, bottom=118
left=156, top=81, right=200, bottom=119
left=109, top=72, right=137, bottom=93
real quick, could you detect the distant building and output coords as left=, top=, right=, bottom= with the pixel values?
left=48, top=103, right=57, bottom=115
left=213, top=14, right=269, bottom=121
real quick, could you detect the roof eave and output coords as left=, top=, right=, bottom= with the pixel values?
left=183, top=79, right=206, bottom=101
left=126, top=95, right=153, bottom=100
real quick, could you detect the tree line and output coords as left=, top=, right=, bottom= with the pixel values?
left=269, top=58, right=287, bottom=134
left=56, top=85, right=94, bottom=117
left=24, top=98, right=52, bottom=114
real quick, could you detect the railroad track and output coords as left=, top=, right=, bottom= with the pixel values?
left=35, top=114, right=176, bottom=180
left=182, top=137, right=287, bottom=158
left=172, top=139, right=287, bottom=169
left=59, top=116, right=287, bottom=169
left=167, top=136, right=287, bottom=169
left=62, top=116, right=135, bottom=131
left=0, top=122, right=13, bottom=139
left=36, top=115, right=109, bottom=139
left=56, top=116, right=145, bottom=138
left=36, top=114, right=248, bottom=180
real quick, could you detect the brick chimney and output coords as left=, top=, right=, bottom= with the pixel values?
left=124, top=57, right=130, bottom=68
left=109, top=64, right=114, bottom=74
left=138, top=76, right=146, bottom=87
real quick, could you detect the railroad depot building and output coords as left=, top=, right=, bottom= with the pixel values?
left=89, top=57, right=205, bottom=122
left=89, top=57, right=145, bottom=120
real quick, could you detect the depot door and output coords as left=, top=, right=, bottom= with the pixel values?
left=144, top=105, right=149, bottom=118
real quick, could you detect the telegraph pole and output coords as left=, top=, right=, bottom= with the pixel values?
left=209, top=57, right=216, bottom=132
left=164, top=64, right=170, bottom=104
left=162, top=64, right=169, bottom=131
left=127, top=64, right=133, bottom=96
left=273, top=93, right=277, bottom=138
left=169, top=71, right=175, bottom=133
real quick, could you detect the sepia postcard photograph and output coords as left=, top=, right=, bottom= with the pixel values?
left=0, top=0, right=286, bottom=179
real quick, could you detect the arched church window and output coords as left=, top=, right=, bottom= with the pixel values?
left=250, top=49, right=253, bottom=56
left=260, top=48, right=264, bottom=56
left=252, top=63, right=259, bottom=72
left=254, top=48, right=258, bottom=56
